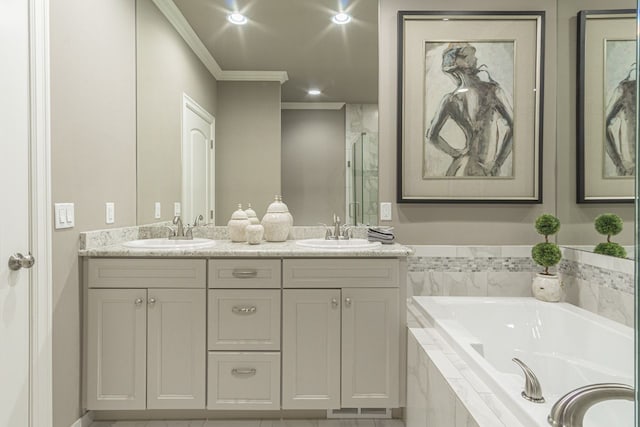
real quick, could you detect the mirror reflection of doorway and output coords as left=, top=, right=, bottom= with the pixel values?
left=182, top=94, right=215, bottom=224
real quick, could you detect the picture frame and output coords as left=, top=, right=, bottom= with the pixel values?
left=577, top=9, right=636, bottom=203
left=397, top=11, right=545, bottom=203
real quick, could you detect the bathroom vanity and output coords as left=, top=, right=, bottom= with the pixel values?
left=80, top=237, right=411, bottom=417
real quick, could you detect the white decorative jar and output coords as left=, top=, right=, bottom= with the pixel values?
left=245, top=224, right=264, bottom=245
left=261, top=195, right=291, bottom=242
left=244, top=203, right=260, bottom=225
left=227, top=204, right=250, bottom=242
left=531, top=273, right=561, bottom=302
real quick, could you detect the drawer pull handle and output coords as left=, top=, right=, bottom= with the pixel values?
left=232, top=269, right=259, bottom=278
left=232, top=368, right=257, bottom=377
left=232, top=306, right=257, bottom=315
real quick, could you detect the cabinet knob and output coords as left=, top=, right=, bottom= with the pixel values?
left=331, top=298, right=339, bottom=308
left=134, top=298, right=143, bottom=306
left=148, top=297, right=157, bottom=305
left=345, top=297, right=352, bottom=307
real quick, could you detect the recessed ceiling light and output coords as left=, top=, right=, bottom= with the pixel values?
left=308, top=89, right=322, bottom=95
left=227, top=13, right=248, bottom=25
left=332, top=13, right=352, bottom=25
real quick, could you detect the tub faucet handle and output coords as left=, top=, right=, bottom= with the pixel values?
left=513, top=358, right=545, bottom=403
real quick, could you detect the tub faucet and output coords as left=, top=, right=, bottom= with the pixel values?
left=512, top=358, right=545, bottom=403
left=548, top=383, right=634, bottom=427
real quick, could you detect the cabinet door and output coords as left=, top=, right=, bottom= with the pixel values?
left=342, top=288, right=399, bottom=408
left=147, top=289, right=206, bottom=409
left=86, top=289, right=147, bottom=410
left=282, top=289, right=341, bottom=409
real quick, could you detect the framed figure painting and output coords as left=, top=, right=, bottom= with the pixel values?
left=577, top=9, right=636, bottom=203
left=397, top=11, right=544, bottom=203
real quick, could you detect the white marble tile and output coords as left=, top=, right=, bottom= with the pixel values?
left=442, top=272, right=488, bottom=296
left=456, top=246, right=502, bottom=258
left=409, top=245, right=457, bottom=257
left=406, top=332, right=428, bottom=427
left=476, top=393, right=525, bottom=427
left=428, top=350, right=464, bottom=381
left=454, top=397, right=480, bottom=427
left=425, top=271, right=446, bottom=296
left=426, top=357, right=457, bottom=427
left=487, top=272, right=533, bottom=297
left=575, top=278, right=600, bottom=314
left=407, top=271, right=427, bottom=298
left=499, top=246, right=533, bottom=258
left=598, top=286, right=635, bottom=327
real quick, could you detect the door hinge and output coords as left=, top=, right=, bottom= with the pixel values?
left=210, top=139, right=214, bottom=149
left=210, top=210, right=214, bottom=220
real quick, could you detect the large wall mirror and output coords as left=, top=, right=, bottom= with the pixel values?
left=135, top=0, right=378, bottom=226
left=555, top=0, right=636, bottom=258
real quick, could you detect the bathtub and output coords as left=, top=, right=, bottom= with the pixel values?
left=411, top=296, right=634, bottom=427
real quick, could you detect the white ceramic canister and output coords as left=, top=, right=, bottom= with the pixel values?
left=245, top=224, right=264, bottom=245
left=227, top=204, right=251, bottom=242
left=244, top=203, right=260, bottom=225
left=261, top=195, right=290, bottom=242
left=531, top=273, right=561, bottom=302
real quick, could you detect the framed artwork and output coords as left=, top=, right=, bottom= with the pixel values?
left=577, top=9, right=636, bottom=203
left=397, top=11, right=545, bottom=203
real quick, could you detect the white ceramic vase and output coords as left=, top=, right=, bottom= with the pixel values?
left=227, top=204, right=250, bottom=242
left=245, top=224, right=264, bottom=245
left=531, top=273, right=561, bottom=302
left=244, top=203, right=260, bottom=225
left=261, top=195, right=291, bottom=242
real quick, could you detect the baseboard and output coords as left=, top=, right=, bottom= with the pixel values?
left=70, top=411, right=94, bottom=427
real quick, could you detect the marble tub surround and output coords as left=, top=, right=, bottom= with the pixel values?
left=407, top=245, right=635, bottom=327
left=406, top=328, right=524, bottom=427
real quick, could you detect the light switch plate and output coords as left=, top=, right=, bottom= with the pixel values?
left=105, top=202, right=115, bottom=224
left=380, top=202, right=392, bottom=221
left=154, top=202, right=161, bottom=219
left=54, top=203, right=74, bottom=229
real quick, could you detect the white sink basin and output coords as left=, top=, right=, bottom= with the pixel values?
left=122, top=238, right=216, bottom=249
left=295, top=238, right=381, bottom=249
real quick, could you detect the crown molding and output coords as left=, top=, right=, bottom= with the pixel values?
left=281, top=102, right=346, bottom=110
left=152, top=0, right=289, bottom=84
left=220, top=70, right=289, bottom=84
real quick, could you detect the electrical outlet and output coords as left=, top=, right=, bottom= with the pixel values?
left=154, top=202, right=161, bottom=219
left=380, top=202, right=392, bottom=221
left=174, top=202, right=181, bottom=216
left=105, top=202, right=115, bottom=224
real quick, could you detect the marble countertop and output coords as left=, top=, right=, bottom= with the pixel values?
left=79, top=239, right=412, bottom=258
left=78, top=223, right=412, bottom=258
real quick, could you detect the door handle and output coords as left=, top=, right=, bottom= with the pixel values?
left=8, top=252, right=35, bottom=271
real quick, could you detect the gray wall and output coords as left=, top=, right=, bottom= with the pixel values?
left=379, top=0, right=558, bottom=245
left=282, top=109, right=346, bottom=224
left=216, top=81, right=281, bottom=223
left=50, top=0, right=137, bottom=426
left=136, top=0, right=218, bottom=224
left=555, top=0, right=635, bottom=246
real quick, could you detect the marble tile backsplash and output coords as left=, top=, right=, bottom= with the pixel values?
left=408, top=245, right=635, bottom=327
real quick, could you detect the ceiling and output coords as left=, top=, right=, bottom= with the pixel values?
left=173, top=0, right=378, bottom=103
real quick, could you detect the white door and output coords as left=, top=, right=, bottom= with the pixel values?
left=147, top=289, right=206, bottom=409
left=0, top=0, right=32, bottom=425
left=182, top=94, right=214, bottom=225
left=282, top=289, right=341, bottom=409
left=342, top=288, right=400, bottom=408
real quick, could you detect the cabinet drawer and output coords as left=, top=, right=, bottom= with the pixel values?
left=208, top=289, right=281, bottom=351
left=87, top=258, right=206, bottom=289
left=208, top=259, right=281, bottom=288
left=283, top=259, right=399, bottom=288
left=207, top=352, right=280, bottom=410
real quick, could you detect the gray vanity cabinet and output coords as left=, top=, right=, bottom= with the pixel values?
left=281, top=259, right=401, bottom=410
left=84, top=259, right=206, bottom=410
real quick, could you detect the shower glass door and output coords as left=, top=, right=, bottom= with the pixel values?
left=350, top=132, right=379, bottom=226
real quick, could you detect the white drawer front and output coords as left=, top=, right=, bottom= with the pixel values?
left=208, top=289, right=281, bottom=351
left=207, top=352, right=280, bottom=410
left=208, top=259, right=281, bottom=288
left=283, top=258, right=399, bottom=288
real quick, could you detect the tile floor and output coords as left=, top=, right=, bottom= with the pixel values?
left=91, top=420, right=404, bottom=427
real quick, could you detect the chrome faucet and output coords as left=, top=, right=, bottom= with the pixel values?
left=548, top=383, right=634, bottom=427
left=321, top=214, right=353, bottom=240
left=512, top=358, right=545, bottom=403
left=167, top=214, right=204, bottom=240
